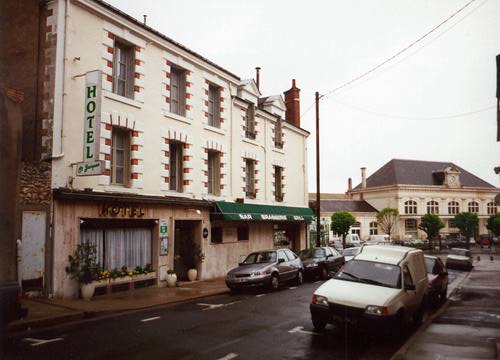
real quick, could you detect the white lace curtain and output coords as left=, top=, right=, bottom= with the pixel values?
left=80, top=227, right=152, bottom=270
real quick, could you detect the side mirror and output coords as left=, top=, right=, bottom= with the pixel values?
left=278, top=258, right=285, bottom=264
left=405, top=283, right=416, bottom=291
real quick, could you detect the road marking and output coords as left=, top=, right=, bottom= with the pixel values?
left=288, top=326, right=321, bottom=336
left=256, top=294, right=266, bottom=297
left=141, top=316, right=160, bottom=322
left=197, top=301, right=240, bottom=311
left=24, top=337, right=63, bottom=347
left=216, top=353, right=238, bottom=360
left=288, top=286, right=297, bottom=290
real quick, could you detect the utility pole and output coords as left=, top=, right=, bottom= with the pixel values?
left=315, top=92, right=321, bottom=247
left=496, top=54, right=500, bottom=141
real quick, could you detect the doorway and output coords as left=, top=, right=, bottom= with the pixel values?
left=20, top=211, right=46, bottom=292
left=174, top=220, right=202, bottom=280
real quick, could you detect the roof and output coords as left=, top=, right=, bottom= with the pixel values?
left=308, top=193, right=347, bottom=200
left=354, top=159, right=496, bottom=189
left=309, top=199, right=378, bottom=213
left=90, top=0, right=240, bottom=80
left=356, top=245, right=418, bottom=265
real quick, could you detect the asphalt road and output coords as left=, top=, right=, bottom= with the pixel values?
left=5, top=270, right=464, bottom=360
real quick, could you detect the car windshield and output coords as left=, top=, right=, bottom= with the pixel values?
left=334, top=260, right=401, bottom=288
left=342, top=248, right=360, bottom=257
left=242, top=251, right=276, bottom=264
left=298, top=248, right=324, bottom=260
left=424, top=257, right=435, bottom=273
left=449, top=249, right=471, bottom=257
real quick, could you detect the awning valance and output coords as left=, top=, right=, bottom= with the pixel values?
left=212, top=202, right=315, bottom=222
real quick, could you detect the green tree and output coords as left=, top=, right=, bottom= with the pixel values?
left=418, top=214, right=445, bottom=250
left=376, top=208, right=399, bottom=240
left=330, top=211, right=356, bottom=248
left=454, top=212, right=479, bottom=249
left=486, top=213, right=500, bottom=236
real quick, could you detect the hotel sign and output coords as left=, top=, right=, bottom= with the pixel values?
left=99, top=204, right=145, bottom=218
left=77, top=70, right=104, bottom=176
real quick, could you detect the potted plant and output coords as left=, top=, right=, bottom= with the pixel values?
left=166, top=269, right=177, bottom=287
left=185, top=244, right=205, bottom=282
left=65, top=242, right=99, bottom=301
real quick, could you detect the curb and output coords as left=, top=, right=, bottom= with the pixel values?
left=8, top=288, right=229, bottom=337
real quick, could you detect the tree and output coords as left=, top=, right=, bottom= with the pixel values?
left=454, top=212, right=479, bottom=249
left=330, top=212, right=356, bottom=248
left=418, top=214, right=444, bottom=250
left=486, top=213, right=500, bottom=236
left=376, top=208, right=399, bottom=240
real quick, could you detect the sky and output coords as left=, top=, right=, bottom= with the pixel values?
left=107, top=0, right=500, bottom=193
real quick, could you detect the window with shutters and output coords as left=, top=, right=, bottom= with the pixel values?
left=208, top=84, right=221, bottom=128
left=274, top=166, right=283, bottom=202
left=111, top=127, right=130, bottom=186
left=245, top=159, right=256, bottom=199
left=207, top=150, right=220, bottom=195
left=245, top=106, right=256, bottom=139
left=113, top=40, right=135, bottom=99
left=169, top=141, right=183, bottom=192
left=170, top=67, right=186, bottom=116
left=274, top=117, right=283, bottom=149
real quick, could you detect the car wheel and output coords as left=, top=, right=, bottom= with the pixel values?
left=295, top=270, right=303, bottom=285
left=321, top=266, right=329, bottom=280
left=270, top=274, right=279, bottom=291
left=312, top=319, right=326, bottom=332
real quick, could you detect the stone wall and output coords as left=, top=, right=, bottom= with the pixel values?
left=19, top=161, right=52, bottom=205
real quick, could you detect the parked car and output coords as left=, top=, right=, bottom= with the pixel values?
left=479, top=234, right=492, bottom=248
left=345, top=234, right=363, bottom=247
left=1, top=281, right=28, bottom=347
left=310, top=245, right=428, bottom=333
left=298, top=247, right=344, bottom=280
left=225, top=249, right=303, bottom=291
left=342, top=246, right=361, bottom=261
left=369, top=235, right=389, bottom=242
left=329, top=240, right=344, bottom=252
left=424, top=255, right=448, bottom=306
left=445, top=248, right=473, bottom=270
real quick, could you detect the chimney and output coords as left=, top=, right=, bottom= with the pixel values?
left=255, top=67, right=261, bottom=90
left=361, top=167, right=367, bottom=189
left=143, top=15, right=147, bottom=25
left=347, top=177, right=353, bottom=199
left=284, top=79, right=301, bottom=127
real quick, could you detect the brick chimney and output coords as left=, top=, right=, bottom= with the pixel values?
left=284, top=79, right=300, bottom=127
left=360, top=167, right=367, bottom=200
left=347, top=177, right=353, bottom=199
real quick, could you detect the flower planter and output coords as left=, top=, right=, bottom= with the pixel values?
left=166, top=273, right=177, bottom=287
left=111, top=276, right=132, bottom=285
left=94, top=279, right=109, bottom=287
left=187, top=269, right=198, bottom=281
left=134, top=272, right=156, bottom=282
left=81, top=282, right=96, bottom=301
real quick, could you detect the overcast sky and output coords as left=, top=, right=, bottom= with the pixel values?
left=107, top=0, right=500, bottom=193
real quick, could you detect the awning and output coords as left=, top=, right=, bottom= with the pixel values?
left=212, top=201, right=315, bottom=222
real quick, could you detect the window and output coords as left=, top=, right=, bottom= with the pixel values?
left=351, top=222, right=361, bottom=236
left=111, top=127, right=130, bottom=185
left=169, top=141, right=183, bottom=191
left=277, top=250, right=288, bottom=263
left=402, top=265, right=414, bottom=288
left=207, top=150, right=220, bottom=195
left=274, top=117, right=283, bottom=149
left=405, top=200, right=417, bottom=215
left=208, top=84, right=221, bottom=128
left=369, top=221, right=378, bottom=235
left=487, top=202, right=497, bottom=215
left=274, top=166, right=283, bottom=202
left=211, top=226, right=222, bottom=243
left=237, top=225, right=249, bottom=241
left=170, top=67, right=186, bottom=116
left=284, top=249, right=297, bottom=261
left=245, top=105, right=256, bottom=139
left=468, top=201, right=479, bottom=214
left=113, top=40, right=135, bottom=99
left=245, top=159, right=256, bottom=198
left=448, top=201, right=460, bottom=215
left=427, top=201, right=439, bottom=214
left=405, top=219, right=417, bottom=231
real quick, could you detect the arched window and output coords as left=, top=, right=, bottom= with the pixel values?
left=404, top=200, right=417, bottom=215
left=448, top=201, right=459, bottom=215
left=487, top=202, right=497, bottom=215
left=369, top=222, right=378, bottom=235
left=468, top=201, right=479, bottom=214
left=427, top=201, right=439, bottom=214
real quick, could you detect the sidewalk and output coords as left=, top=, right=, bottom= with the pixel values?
left=8, top=278, right=228, bottom=334
left=393, top=252, right=500, bottom=360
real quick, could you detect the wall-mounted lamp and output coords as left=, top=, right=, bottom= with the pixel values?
left=188, top=209, right=202, bottom=215
left=80, top=219, right=85, bottom=224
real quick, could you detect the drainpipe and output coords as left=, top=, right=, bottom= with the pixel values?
left=229, top=82, right=234, bottom=199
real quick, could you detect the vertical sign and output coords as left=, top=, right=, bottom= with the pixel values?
left=159, top=219, right=169, bottom=255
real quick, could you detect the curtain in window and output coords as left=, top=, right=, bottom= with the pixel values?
left=81, top=228, right=104, bottom=266
left=104, top=228, right=152, bottom=270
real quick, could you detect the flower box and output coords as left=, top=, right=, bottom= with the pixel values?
left=133, top=272, right=156, bottom=282
left=94, top=279, right=109, bottom=287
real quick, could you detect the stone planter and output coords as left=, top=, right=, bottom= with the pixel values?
left=187, top=269, right=197, bottom=282
left=166, top=273, right=177, bottom=287
left=81, top=282, right=96, bottom=301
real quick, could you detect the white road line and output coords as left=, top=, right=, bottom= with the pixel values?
left=24, top=337, right=63, bottom=347
left=197, top=301, right=240, bottom=311
left=256, top=294, right=266, bottom=297
left=216, top=353, right=238, bottom=360
left=288, top=326, right=321, bottom=336
left=141, top=316, right=160, bottom=322
left=288, top=286, right=297, bottom=290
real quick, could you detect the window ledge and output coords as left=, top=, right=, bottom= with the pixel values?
left=203, top=125, right=225, bottom=135
left=242, top=138, right=259, bottom=146
left=164, top=111, right=192, bottom=125
left=162, top=190, right=195, bottom=199
left=104, top=91, right=143, bottom=109
left=272, top=148, right=285, bottom=155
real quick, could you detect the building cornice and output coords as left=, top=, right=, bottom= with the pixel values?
left=349, top=184, right=499, bottom=195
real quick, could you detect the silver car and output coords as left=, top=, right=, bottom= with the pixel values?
left=225, top=249, right=303, bottom=291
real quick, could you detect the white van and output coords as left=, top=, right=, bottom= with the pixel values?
left=310, top=245, right=428, bottom=333
left=345, top=234, right=362, bottom=246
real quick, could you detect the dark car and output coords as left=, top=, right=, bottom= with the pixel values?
left=298, top=247, right=344, bottom=280
left=446, top=248, right=473, bottom=270
left=424, top=255, right=448, bottom=306
left=225, top=249, right=303, bottom=291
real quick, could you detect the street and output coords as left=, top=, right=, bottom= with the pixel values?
left=6, top=269, right=464, bottom=360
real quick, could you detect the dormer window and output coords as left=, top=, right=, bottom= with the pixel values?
left=245, top=106, right=256, bottom=139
